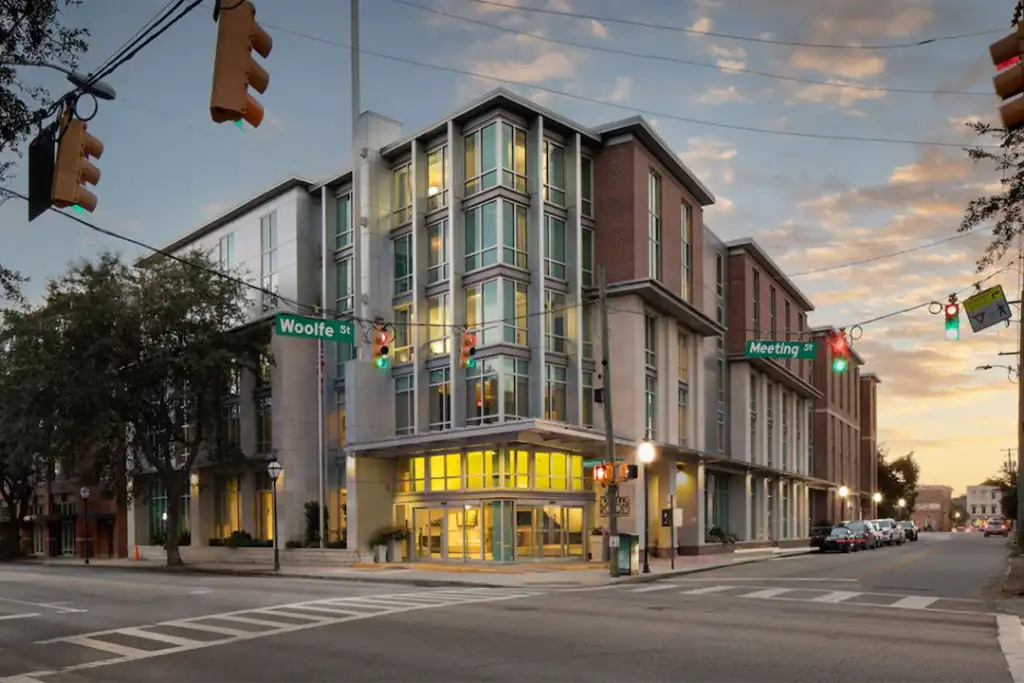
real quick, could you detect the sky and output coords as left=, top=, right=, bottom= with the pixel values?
left=0, top=0, right=1016, bottom=495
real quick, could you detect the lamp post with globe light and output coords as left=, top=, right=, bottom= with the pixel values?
left=838, top=486, right=849, bottom=522
left=638, top=441, right=656, bottom=574
left=267, top=458, right=283, bottom=572
left=872, top=492, right=882, bottom=517
left=897, top=497, right=906, bottom=522
left=80, top=486, right=91, bottom=565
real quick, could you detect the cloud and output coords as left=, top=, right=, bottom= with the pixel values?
left=606, top=76, right=632, bottom=103
left=707, top=44, right=747, bottom=70
left=689, top=17, right=711, bottom=34
left=788, top=80, right=886, bottom=111
left=678, top=138, right=738, bottom=190
left=695, top=85, right=751, bottom=105
left=589, top=19, right=609, bottom=39
left=788, top=49, right=885, bottom=80
left=453, top=32, right=585, bottom=102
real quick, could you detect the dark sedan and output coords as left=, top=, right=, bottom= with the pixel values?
left=819, top=526, right=858, bottom=553
left=842, top=520, right=877, bottom=550
left=900, top=520, right=919, bottom=541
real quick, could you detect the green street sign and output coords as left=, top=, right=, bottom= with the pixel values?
left=583, top=458, right=604, bottom=468
left=275, top=314, right=355, bottom=344
left=745, top=340, right=819, bottom=361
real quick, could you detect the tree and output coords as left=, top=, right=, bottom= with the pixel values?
left=877, top=447, right=920, bottom=516
left=41, top=251, right=271, bottom=566
left=985, top=464, right=1017, bottom=522
left=960, top=120, right=1024, bottom=270
left=0, top=0, right=90, bottom=189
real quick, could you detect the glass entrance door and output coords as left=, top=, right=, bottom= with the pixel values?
left=537, top=506, right=585, bottom=558
left=483, top=500, right=514, bottom=561
left=413, top=508, right=444, bottom=559
left=61, top=520, right=75, bottom=556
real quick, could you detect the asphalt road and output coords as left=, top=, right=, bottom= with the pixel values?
left=0, top=530, right=1016, bottom=682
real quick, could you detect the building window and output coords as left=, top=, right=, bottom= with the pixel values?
left=648, top=171, right=661, bottom=280
left=427, top=219, right=449, bottom=284
left=335, top=193, right=352, bottom=249
left=427, top=146, right=448, bottom=211
left=682, top=203, right=693, bottom=302
left=644, top=314, right=657, bottom=368
left=466, top=358, right=499, bottom=425
left=644, top=375, right=656, bottom=441
left=392, top=305, right=413, bottom=364
left=430, top=453, right=462, bottom=492
left=392, top=164, right=412, bottom=226
left=782, top=398, right=789, bottom=471
left=502, top=200, right=528, bottom=269
left=544, top=364, right=567, bottom=421
left=255, top=472, right=274, bottom=541
left=427, top=293, right=450, bottom=356
left=716, top=357, right=725, bottom=403
left=218, top=233, right=235, bottom=271
left=501, top=121, right=528, bottom=193
left=750, top=375, right=758, bottom=460
left=715, top=252, right=724, bottom=296
left=677, top=384, right=689, bottom=446
left=581, top=304, right=594, bottom=359
left=466, top=450, right=499, bottom=489
left=582, top=370, right=595, bottom=427
left=581, top=227, right=594, bottom=287
left=545, top=289, right=566, bottom=353
left=336, top=256, right=354, bottom=313
left=220, top=404, right=240, bottom=445
left=393, top=233, right=413, bottom=295
left=504, top=357, right=530, bottom=419
left=544, top=214, right=567, bottom=279
left=504, top=279, right=528, bottom=345
left=260, top=212, right=278, bottom=311
left=464, top=122, right=499, bottom=195
left=395, top=374, right=415, bottom=435
left=678, top=330, right=690, bottom=446
left=255, top=396, right=272, bottom=454
left=464, top=200, right=499, bottom=272
left=795, top=404, right=803, bottom=474
left=766, top=383, right=775, bottom=468
left=542, top=139, right=566, bottom=205
left=428, top=367, right=451, bottom=430
left=581, top=156, right=594, bottom=218
left=716, top=410, right=725, bottom=453
left=784, top=301, right=792, bottom=341
left=465, top=279, right=501, bottom=347
left=769, top=287, right=776, bottom=339
left=752, top=270, right=760, bottom=336
left=215, top=476, right=241, bottom=539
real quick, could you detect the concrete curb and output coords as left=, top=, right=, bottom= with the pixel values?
left=611, top=548, right=818, bottom=585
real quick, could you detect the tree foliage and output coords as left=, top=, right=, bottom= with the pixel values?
left=960, top=122, right=1024, bottom=271
left=986, top=464, right=1017, bottom=522
left=0, top=251, right=271, bottom=565
left=876, top=447, right=920, bottom=516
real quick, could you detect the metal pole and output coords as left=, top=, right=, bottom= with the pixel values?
left=1017, top=282, right=1024, bottom=546
left=272, top=482, right=280, bottom=572
left=83, top=497, right=89, bottom=565
left=598, top=266, right=619, bottom=578
left=317, top=338, right=326, bottom=548
left=669, top=493, right=675, bottom=571
left=318, top=185, right=329, bottom=548
left=641, top=462, right=650, bottom=573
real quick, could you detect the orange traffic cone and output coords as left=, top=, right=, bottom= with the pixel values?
left=133, top=545, right=140, bottom=561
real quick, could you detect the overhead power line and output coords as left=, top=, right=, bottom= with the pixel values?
left=391, top=0, right=991, bottom=97
left=256, top=21, right=997, bottom=149
left=456, top=0, right=1005, bottom=49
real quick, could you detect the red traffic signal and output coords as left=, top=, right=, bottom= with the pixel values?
left=829, top=330, right=849, bottom=374
left=371, top=323, right=391, bottom=370
left=594, top=463, right=609, bottom=486
left=991, top=24, right=1024, bottom=130
left=945, top=302, right=959, bottom=318
left=460, top=330, right=477, bottom=369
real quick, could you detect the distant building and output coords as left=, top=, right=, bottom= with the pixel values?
left=966, top=485, right=1003, bottom=524
left=913, top=485, right=953, bottom=531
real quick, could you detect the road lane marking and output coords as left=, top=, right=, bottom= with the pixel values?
left=661, top=577, right=859, bottom=582
left=0, top=613, right=39, bottom=621
left=64, top=636, right=148, bottom=659
left=2, top=676, right=50, bottom=682
left=5, top=588, right=545, bottom=682
left=997, top=614, right=1024, bottom=683
left=0, top=597, right=83, bottom=614
left=889, top=596, right=939, bottom=610
left=630, top=584, right=678, bottom=593
left=742, top=588, right=791, bottom=599
left=679, top=585, right=736, bottom=595
left=811, top=591, right=861, bottom=604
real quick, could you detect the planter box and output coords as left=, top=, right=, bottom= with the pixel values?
left=137, top=545, right=360, bottom=567
left=589, top=535, right=608, bottom=562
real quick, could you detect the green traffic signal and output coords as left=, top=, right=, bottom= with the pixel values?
left=374, top=356, right=390, bottom=370
left=466, top=357, right=476, bottom=369
left=945, top=318, right=960, bottom=341
left=832, top=357, right=847, bottom=373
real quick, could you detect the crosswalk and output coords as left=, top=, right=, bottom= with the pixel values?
left=621, top=582, right=990, bottom=614
left=0, top=587, right=541, bottom=682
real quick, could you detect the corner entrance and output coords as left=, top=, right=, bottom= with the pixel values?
left=412, top=500, right=584, bottom=562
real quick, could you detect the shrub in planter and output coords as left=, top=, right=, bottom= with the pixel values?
left=285, top=540, right=303, bottom=549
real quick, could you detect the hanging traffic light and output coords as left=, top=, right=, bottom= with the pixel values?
left=210, top=0, right=273, bottom=129
left=830, top=330, right=849, bottom=374
left=990, top=23, right=1024, bottom=130
left=460, top=330, right=477, bottom=369
left=945, top=300, right=961, bottom=341
left=594, top=463, right=609, bottom=487
left=51, top=110, right=103, bottom=213
left=371, top=323, right=391, bottom=370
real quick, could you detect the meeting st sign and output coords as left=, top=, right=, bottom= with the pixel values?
left=275, top=313, right=355, bottom=344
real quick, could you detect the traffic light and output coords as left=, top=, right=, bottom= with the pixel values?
left=210, top=0, right=273, bottom=129
left=594, top=463, right=609, bottom=487
left=460, top=330, right=477, bottom=369
left=371, top=323, right=391, bottom=370
left=944, top=301, right=961, bottom=341
left=829, top=330, right=849, bottom=374
left=617, top=463, right=639, bottom=481
left=27, top=124, right=57, bottom=222
left=51, top=111, right=103, bottom=214
left=990, top=23, right=1024, bottom=130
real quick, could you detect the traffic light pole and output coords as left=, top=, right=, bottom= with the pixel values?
left=598, top=266, right=619, bottom=578
left=1017, top=283, right=1023, bottom=545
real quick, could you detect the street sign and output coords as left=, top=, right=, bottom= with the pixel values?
left=962, top=285, right=1012, bottom=333
left=583, top=458, right=604, bottom=468
left=275, top=313, right=355, bottom=343
left=744, top=340, right=819, bottom=360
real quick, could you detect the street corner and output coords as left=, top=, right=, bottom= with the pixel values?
left=612, top=547, right=818, bottom=586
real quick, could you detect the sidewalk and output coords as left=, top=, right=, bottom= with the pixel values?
left=20, top=547, right=815, bottom=589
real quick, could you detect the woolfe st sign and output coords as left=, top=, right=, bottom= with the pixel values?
left=744, top=340, right=819, bottom=361
left=275, top=313, right=355, bottom=344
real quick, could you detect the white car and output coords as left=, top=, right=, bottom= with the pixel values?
left=872, top=518, right=905, bottom=545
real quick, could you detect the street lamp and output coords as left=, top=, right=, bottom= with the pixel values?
left=79, top=486, right=91, bottom=565
left=4, top=59, right=117, bottom=100
left=839, top=486, right=849, bottom=498
left=638, top=441, right=656, bottom=574
left=872, top=492, right=882, bottom=503
left=897, top=497, right=907, bottom=521
left=267, top=458, right=283, bottom=572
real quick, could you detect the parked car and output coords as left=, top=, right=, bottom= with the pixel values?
left=984, top=520, right=1010, bottom=538
left=873, top=518, right=905, bottom=545
left=841, top=520, right=877, bottom=550
left=899, top=521, right=919, bottom=541
left=810, top=525, right=836, bottom=550
left=890, top=520, right=907, bottom=545
left=819, top=526, right=858, bottom=553
left=871, top=519, right=894, bottom=545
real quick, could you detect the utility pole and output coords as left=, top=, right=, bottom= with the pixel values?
left=598, top=266, right=619, bottom=578
left=1017, top=282, right=1024, bottom=545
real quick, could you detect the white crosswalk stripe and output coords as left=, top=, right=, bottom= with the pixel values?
left=622, top=583, right=989, bottom=615
left=0, top=588, right=544, bottom=683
